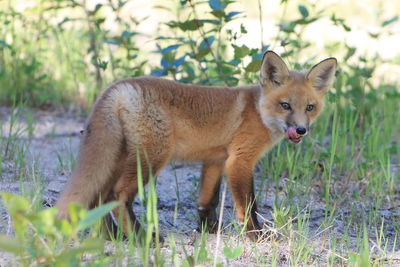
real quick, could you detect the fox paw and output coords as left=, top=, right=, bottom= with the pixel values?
left=246, top=228, right=274, bottom=242
left=197, top=220, right=221, bottom=233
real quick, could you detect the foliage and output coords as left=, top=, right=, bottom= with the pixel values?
left=0, top=0, right=397, bottom=110
left=0, top=193, right=119, bottom=266
left=0, top=0, right=147, bottom=108
left=151, top=0, right=264, bottom=86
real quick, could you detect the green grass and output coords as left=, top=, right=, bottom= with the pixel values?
left=1, top=0, right=399, bottom=265
left=1, top=95, right=398, bottom=265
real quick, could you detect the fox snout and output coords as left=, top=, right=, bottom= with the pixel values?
left=295, top=125, right=307, bottom=136
left=284, top=124, right=309, bottom=144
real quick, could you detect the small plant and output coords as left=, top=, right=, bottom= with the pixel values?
left=272, top=201, right=293, bottom=235
left=0, top=193, right=119, bottom=266
left=182, top=230, right=210, bottom=266
left=348, top=225, right=371, bottom=266
left=223, top=245, right=243, bottom=263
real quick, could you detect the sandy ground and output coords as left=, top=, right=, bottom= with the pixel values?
left=1, top=107, right=399, bottom=266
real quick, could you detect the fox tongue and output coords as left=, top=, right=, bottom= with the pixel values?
left=285, top=127, right=300, bottom=139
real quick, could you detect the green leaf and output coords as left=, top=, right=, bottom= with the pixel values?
left=161, top=44, right=181, bottom=54
left=27, top=208, right=58, bottom=234
left=0, top=40, right=11, bottom=49
left=223, top=246, right=243, bottom=259
left=174, top=20, right=204, bottom=31
left=58, top=17, right=71, bottom=26
left=203, top=19, right=221, bottom=25
left=245, top=60, right=262, bottom=72
left=211, top=10, right=225, bottom=18
left=228, top=59, right=240, bottom=66
left=342, top=23, right=351, bottom=32
left=382, top=16, right=399, bottom=27
left=298, top=5, right=309, bottom=18
left=348, top=252, right=357, bottom=265
left=233, top=45, right=250, bottom=60
left=199, top=36, right=215, bottom=50
left=56, top=238, right=104, bottom=261
left=0, top=193, right=30, bottom=216
left=344, top=47, right=356, bottom=61
left=184, top=255, right=195, bottom=267
left=77, top=202, right=120, bottom=230
left=121, top=30, right=134, bottom=40
left=279, top=22, right=296, bottom=33
left=198, top=246, right=208, bottom=262
left=0, top=235, right=24, bottom=254
left=98, top=59, right=108, bottom=70
left=368, top=32, right=379, bottom=39
left=60, top=218, right=73, bottom=236
left=226, top=11, right=241, bottom=21
left=93, top=4, right=103, bottom=15
left=103, top=40, right=120, bottom=46
left=240, top=24, right=247, bottom=34
left=68, top=203, right=85, bottom=225
left=209, top=0, right=222, bottom=10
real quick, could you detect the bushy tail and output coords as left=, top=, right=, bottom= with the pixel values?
left=56, top=104, right=123, bottom=218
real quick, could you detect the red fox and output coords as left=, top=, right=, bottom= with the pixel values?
left=56, top=51, right=337, bottom=241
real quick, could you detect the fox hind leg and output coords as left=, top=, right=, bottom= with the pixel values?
left=101, top=94, right=172, bottom=240
left=110, top=147, right=171, bottom=240
left=55, top=109, right=124, bottom=219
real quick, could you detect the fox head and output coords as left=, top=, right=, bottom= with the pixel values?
left=257, top=51, right=337, bottom=144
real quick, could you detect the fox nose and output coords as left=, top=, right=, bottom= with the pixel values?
left=296, top=126, right=307, bottom=136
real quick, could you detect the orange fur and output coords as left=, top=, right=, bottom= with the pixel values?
left=56, top=51, right=337, bottom=241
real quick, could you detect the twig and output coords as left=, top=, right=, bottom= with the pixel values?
left=213, top=180, right=227, bottom=267
left=187, top=0, right=231, bottom=86
left=257, top=0, right=264, bottom=49
left=83, top=0, right=103, bottom=92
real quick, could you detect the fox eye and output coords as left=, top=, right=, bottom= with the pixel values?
left=280, top=102, right=291, bottom=110
left=306, top=104, right=314, bottom=111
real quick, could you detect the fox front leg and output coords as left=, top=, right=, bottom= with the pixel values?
left=225, top=154, right=262, bottom=241
left=197, top=162, right=224, bottom=232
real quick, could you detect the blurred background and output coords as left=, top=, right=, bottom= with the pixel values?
left=1, top=0, right=399, bottom=110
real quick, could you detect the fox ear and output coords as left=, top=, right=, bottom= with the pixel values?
left=306, top=58, right=337, bottom=93
left=260, top=51, right=289, bottom=88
